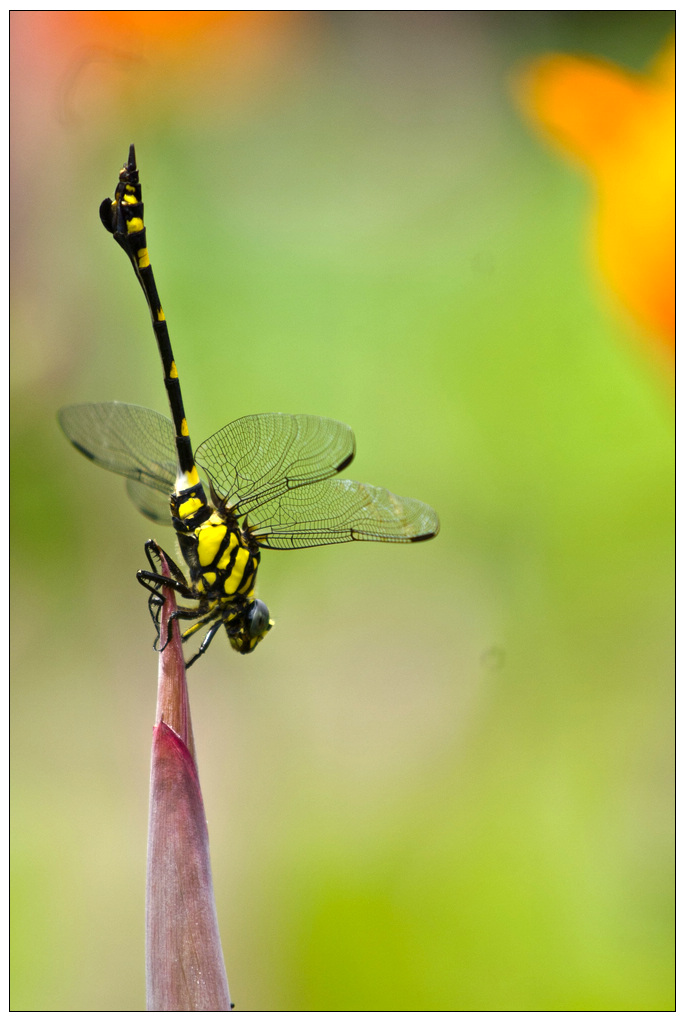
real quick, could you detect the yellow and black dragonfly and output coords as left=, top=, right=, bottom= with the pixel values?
left=59, top=147, right=439, bottom=667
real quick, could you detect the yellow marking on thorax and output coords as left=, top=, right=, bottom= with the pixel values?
left=197, top=522, right=227, bottom=567
left=237, top=570, right=255, bottom=595
left=169, top=361, right=178, bottom=378
left=223, top=547, right=250, bottom=595
left=216, top=532, right=239, bottom=570
left=137, top=247, right=150, bottom=269
left=201, top=571, right=217, bottom=589
left=177, top=495, right=203, bottom=520
left=126, top=217, right=144, bottom=234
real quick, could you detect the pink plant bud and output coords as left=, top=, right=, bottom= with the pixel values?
left=146, top=556, right=232, bottom=1010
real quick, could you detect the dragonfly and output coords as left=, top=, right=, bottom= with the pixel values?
left=59, top=146, right=439, bottom=667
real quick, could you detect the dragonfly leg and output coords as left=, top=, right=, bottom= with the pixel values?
left=155, top=606, right=222, bottom=665
left=184, top=619, right=224, bottom=669
left=142, top=539, right=191, bottom=589
left=137, top=540, right=197, bottom=649
left=165, top=605, right=205, bottom=646
left=137, top=568, right=194, bottom=600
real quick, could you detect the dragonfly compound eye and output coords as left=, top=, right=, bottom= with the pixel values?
left=247, top=600, right=272, bottom=640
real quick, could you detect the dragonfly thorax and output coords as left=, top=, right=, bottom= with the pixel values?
left=168, top=486, right=271, bottom=653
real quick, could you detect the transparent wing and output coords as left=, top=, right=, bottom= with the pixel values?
left=58, top=402, right=177, bottom=514
left=249, top=476, right=440, bottom=549
left=59, top=404, right=439, bottom=545
left=125, top=479, right=173, bottom=524
left=195, top=413, right=356, bottom=514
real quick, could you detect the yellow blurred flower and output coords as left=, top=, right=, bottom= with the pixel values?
left=516, top=37, right=674, bottom=358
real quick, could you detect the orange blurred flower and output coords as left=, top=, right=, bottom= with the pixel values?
left=516, top=37, right=674, bottom=358
left=11, top=11, right=302, bottom=134
left=49, top=10, right=295, bottom=57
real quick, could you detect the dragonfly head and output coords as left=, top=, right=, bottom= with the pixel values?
left=227, top=598, right=273, bottom=654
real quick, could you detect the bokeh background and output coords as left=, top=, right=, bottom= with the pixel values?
left=11, top=11, right=674, bottom=1011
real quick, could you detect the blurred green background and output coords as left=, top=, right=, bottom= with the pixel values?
left=11, top=11, right=673, bottom=1010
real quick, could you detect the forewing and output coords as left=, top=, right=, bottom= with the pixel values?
left=194, top=413, right=356, bottom=513
left=58, top=402, right=177, bottom=496
left=249, top=477, right=440, bottom=549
